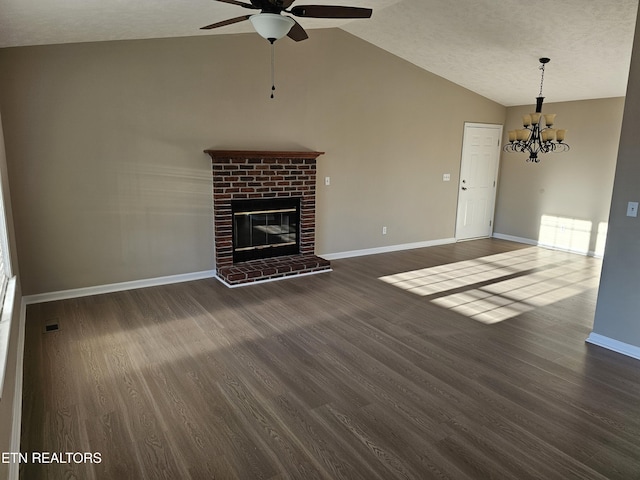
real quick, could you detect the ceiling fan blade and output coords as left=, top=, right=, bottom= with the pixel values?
left=214, top=0, right=259, bottom=9
left=290, top=5, right=372, bottom=19
left=200, top=14, right=252, bottom=29
left=287, top=19, right=308, bottom=41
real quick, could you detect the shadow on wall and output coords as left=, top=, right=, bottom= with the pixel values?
left=378, top=247, right=601, bottom=324
left=538, top=215, right=608, bottom=257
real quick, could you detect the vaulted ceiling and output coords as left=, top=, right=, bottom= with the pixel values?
left=0, top=0, right=637, bottom=106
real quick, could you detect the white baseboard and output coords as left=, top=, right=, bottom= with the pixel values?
left=491, top=233, right=538, bottom=246
left=8, top=299, right=26, bottom=480
left=492, top=233, right=602, bottom=258
left=321, top=238, right=456, bottom=261
left=23, top=269, right=217, bottom=305
left=586, top=332, right=640, bottom=361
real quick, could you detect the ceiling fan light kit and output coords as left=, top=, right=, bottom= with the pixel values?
left=504, top=58, right=570, bottom=163
left=249, top=13, right=295, bottom=43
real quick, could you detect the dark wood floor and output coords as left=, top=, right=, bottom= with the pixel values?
left=21, top=239, right=640, bottom=479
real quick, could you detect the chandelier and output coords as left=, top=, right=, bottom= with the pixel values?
left=504, top=58, right=569, bottom=163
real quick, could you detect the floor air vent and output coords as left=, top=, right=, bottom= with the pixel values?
left=43, top=323, right=59, bottom=333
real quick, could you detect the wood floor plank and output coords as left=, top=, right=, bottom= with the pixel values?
left=216, top=369, right=328, bottom=480
left=20, top=238, right=640, bottom=479
left=268, top=393, right=380, bottom=480
left=85, top=410, right=145, bottom=480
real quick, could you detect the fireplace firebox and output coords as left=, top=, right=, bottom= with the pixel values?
left=232, top=197, right=300, bottom=262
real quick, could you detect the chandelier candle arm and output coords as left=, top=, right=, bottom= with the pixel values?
left=504, top=57, right=570, bottom=163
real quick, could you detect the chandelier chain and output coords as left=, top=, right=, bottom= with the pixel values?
left=271, top=42, right=276, bottom=99
left=539, top=62, right=546, bottom=97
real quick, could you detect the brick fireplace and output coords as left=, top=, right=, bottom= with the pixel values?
left=205, top=150, right=331, bottom=286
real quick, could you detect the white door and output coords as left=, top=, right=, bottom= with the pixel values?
left=455, top=123, right=502, bottom=241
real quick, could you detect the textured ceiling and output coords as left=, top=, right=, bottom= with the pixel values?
left=343, top=0, right=639, bottom=106
left=0, top=0, right=637, bottom=106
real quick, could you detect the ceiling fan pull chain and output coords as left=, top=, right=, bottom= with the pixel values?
left=270, top=41, right=276, bottom=99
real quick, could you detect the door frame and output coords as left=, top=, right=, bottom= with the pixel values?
left=455, top=122, right=503, bottom=241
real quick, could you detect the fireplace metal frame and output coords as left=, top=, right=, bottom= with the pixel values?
left=231, top=197, right=301, bottom=263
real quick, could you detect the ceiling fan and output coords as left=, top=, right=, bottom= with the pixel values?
left=201, top=0, right=373, bottom=43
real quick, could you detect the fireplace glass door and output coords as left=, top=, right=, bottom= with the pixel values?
left=232, top=198, right=300, bottom=262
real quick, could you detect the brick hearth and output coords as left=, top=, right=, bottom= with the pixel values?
left=205, top=150, right=331, bottom=286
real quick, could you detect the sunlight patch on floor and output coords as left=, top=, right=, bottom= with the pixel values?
left=432, top=264, right=600, bottom=324
left=379, top=247, right=601, bottom=324
left=380, top=247, right=567, bottom=296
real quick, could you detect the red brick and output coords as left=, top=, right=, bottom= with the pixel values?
left=226, top=272, right=247, bottom=282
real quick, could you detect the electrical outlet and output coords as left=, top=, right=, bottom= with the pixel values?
left=325, top=176, right=331, bottom=186
left=443, top=173, right=451, bottom=182
left=627, top=201, right=639, bottom=217
left=382, top=226, right=387, bottom=235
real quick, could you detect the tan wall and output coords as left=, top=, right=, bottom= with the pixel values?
left=593, top=9, right=640, bottom=347
left=0, top=29, right=505, bottom=295
left=494, top=97, right=624, bottom=255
